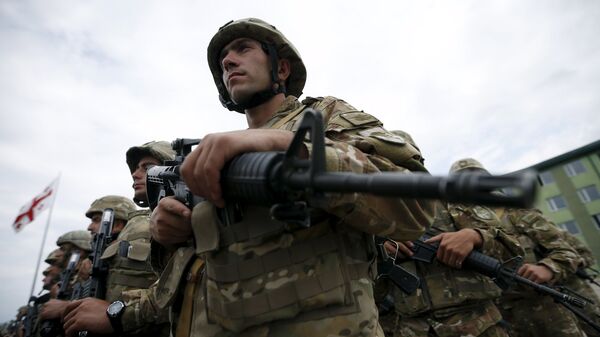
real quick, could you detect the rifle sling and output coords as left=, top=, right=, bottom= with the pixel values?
left=175, top=258, right=204, bottom=337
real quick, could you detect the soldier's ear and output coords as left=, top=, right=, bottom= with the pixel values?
left=278, top=59, right=291, bottom=82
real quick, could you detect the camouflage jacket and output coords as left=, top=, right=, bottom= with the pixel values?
left=496, top=208, right=581, bottom=298
left=155, top=95, right=434, bottom=337
left=390, top=202, right=521, bottom=319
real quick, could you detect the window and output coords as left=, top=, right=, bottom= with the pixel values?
left=592, top=214, right=600, bottom=230
left=577, top=185, right=600, bottom=203
left=558, top=220, right=581, bottom=235
left=547, top=195, right=567, bottom=211
left=564, top=160, right=586, bottom=177
left=538, top=171, right=555, bottom=185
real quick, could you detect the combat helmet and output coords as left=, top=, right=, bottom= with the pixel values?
left=44, top=248, right=64, bottom=265
left=126, top=141, right=176, bottom=174
left=56, top=230, right=92, bottom=251
left=85, top=195, right=137, bottom=222
left=449, top=158, right=490, bottom=174
left=207, top=18, right=307, bottom=113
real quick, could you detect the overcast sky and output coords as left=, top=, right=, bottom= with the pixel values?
left=1, top=0, right=599, bottom=321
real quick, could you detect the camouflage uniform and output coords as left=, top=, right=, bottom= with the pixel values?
left=559, top=230, right=600, bottom=336
left=495, top=207, right=587, bottom=337
left=155, top=94, right=434, bottom=337
left=378, top=200, right=520, bottom=337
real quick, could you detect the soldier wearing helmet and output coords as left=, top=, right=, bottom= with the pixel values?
left=125, top=141, right=176, bottom=207
left=62, top=146, right=174, bottom=337
left=150, top=18, right=433, bottom=336
left=450, top=158, right=587, bottom=337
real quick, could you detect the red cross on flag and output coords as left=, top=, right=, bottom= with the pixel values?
left=12, top=178, right=58, bottom=232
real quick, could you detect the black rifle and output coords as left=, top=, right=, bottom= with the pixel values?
left=73, top=208, right=114, bottom=300
left=69, top=208, right=114, bottom=337
left=39, top=250, right=81, bottom=337
left=146, top=109, right=537, bottom=221
left=576, top=266, right=600, bottom=287
left=410, top=233, right=600, bottom=333
left=23, top=296, right=38, bottom=337
left=375, top=236, right=420, bottom=295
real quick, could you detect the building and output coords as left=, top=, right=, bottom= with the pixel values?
left=524, top=139, right=600, bottom=266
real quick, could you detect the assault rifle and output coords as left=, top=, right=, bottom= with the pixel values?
left=68, top=208, right=114, bottom=337
left=375, top=236, right=420, bottom=294
left=576, top=266, right=600, bottom=287
left=72, top=208, right=114, bottom=301
left=39, top=251, right=81, bottom=337
left=409, top=232, right=600, bottom=333
left=146, top=109, right=537, bottom=221
left=23, top=296, right=38, bottom=337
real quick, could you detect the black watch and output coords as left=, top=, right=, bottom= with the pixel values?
left=106, top=300, right=125, bottom=333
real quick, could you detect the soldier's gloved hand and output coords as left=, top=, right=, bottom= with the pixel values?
left=383, top=240, right=414, bottom=259
left=39, top=299, right=69, bottom=320
left=180, top=129, right=297, bottom=208
left=425, top=229, right=483, bottom=269
left=63, top=298, right=113, bottom=337
left=517, top=263, right=554, bottom=284
left=150, top=196, right=192, bottom=248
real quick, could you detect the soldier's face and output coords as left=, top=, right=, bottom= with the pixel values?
left=132, top=156, right=160, bottom=203
left=87, top=212, right=102, bottom=234
left=220, top=38, right=272, bottom=105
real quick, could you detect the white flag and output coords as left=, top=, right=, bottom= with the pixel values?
left=12, top=179, right=58, bottom=232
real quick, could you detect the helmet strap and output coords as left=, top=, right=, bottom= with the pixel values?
left=220, top=42, right=286, bottom=113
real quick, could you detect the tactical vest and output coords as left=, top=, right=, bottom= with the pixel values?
left=190, top=97, right=414, bottom=333
left=101, top=209, right=156, bottom=303
left=393, top=203, right=503, bottom=318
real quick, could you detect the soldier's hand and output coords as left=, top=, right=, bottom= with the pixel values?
left=384, top=240, right=413, bottom=259
left=425, top=229, right=483, bottom=269
left=39, top=299, right=69, bottom=320
left=150, top=196, right=192, bottom=247
left=517, top=263, right=554, bottom=284
left=180, top=129, right=297, bottom=208
left=63, top=298, right=113, bottom=337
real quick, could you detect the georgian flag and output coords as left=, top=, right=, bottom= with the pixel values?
left=12, top=179, right=58, bottom=232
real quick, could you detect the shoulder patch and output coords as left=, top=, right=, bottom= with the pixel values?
left=472, top=206, right=495, bottom=220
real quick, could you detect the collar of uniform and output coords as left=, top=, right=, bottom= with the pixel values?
left=127, top=209, right=151, bottom=220
left=260, top=95, right=302, bottom=129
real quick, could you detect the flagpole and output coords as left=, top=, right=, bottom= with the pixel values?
left=28, top=173, right=61, bottom=299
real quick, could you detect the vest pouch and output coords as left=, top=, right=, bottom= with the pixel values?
left=393, top=261, right=432, bottom=317
left=205, top=232, right=351, bottom=332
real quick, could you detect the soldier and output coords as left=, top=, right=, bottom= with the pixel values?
left=375, top=154, right=522, bottom=337
left=451, top=158, right=587, bottom=337
left=62, top=142, right=175, bottom=337
left=150, top=18, right=433, bottom=336
left=36, top=230, right=92, bottom=336
left=559, top=229, right=600, bottom=336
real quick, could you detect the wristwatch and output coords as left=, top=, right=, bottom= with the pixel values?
left=106, top=300, right=125, bottom=333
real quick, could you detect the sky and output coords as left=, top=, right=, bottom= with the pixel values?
left=1, top=0, right=599, bottom=321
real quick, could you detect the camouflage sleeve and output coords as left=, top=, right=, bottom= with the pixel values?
left=449, top=204, right=524, bottom=259
left=560, top=230, right=596, bottom=268
left=120, top=282, right=170, bottom=333
left=302, top=97, right=434, bottom=240
left=510, top=208, right=581, bottom=282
